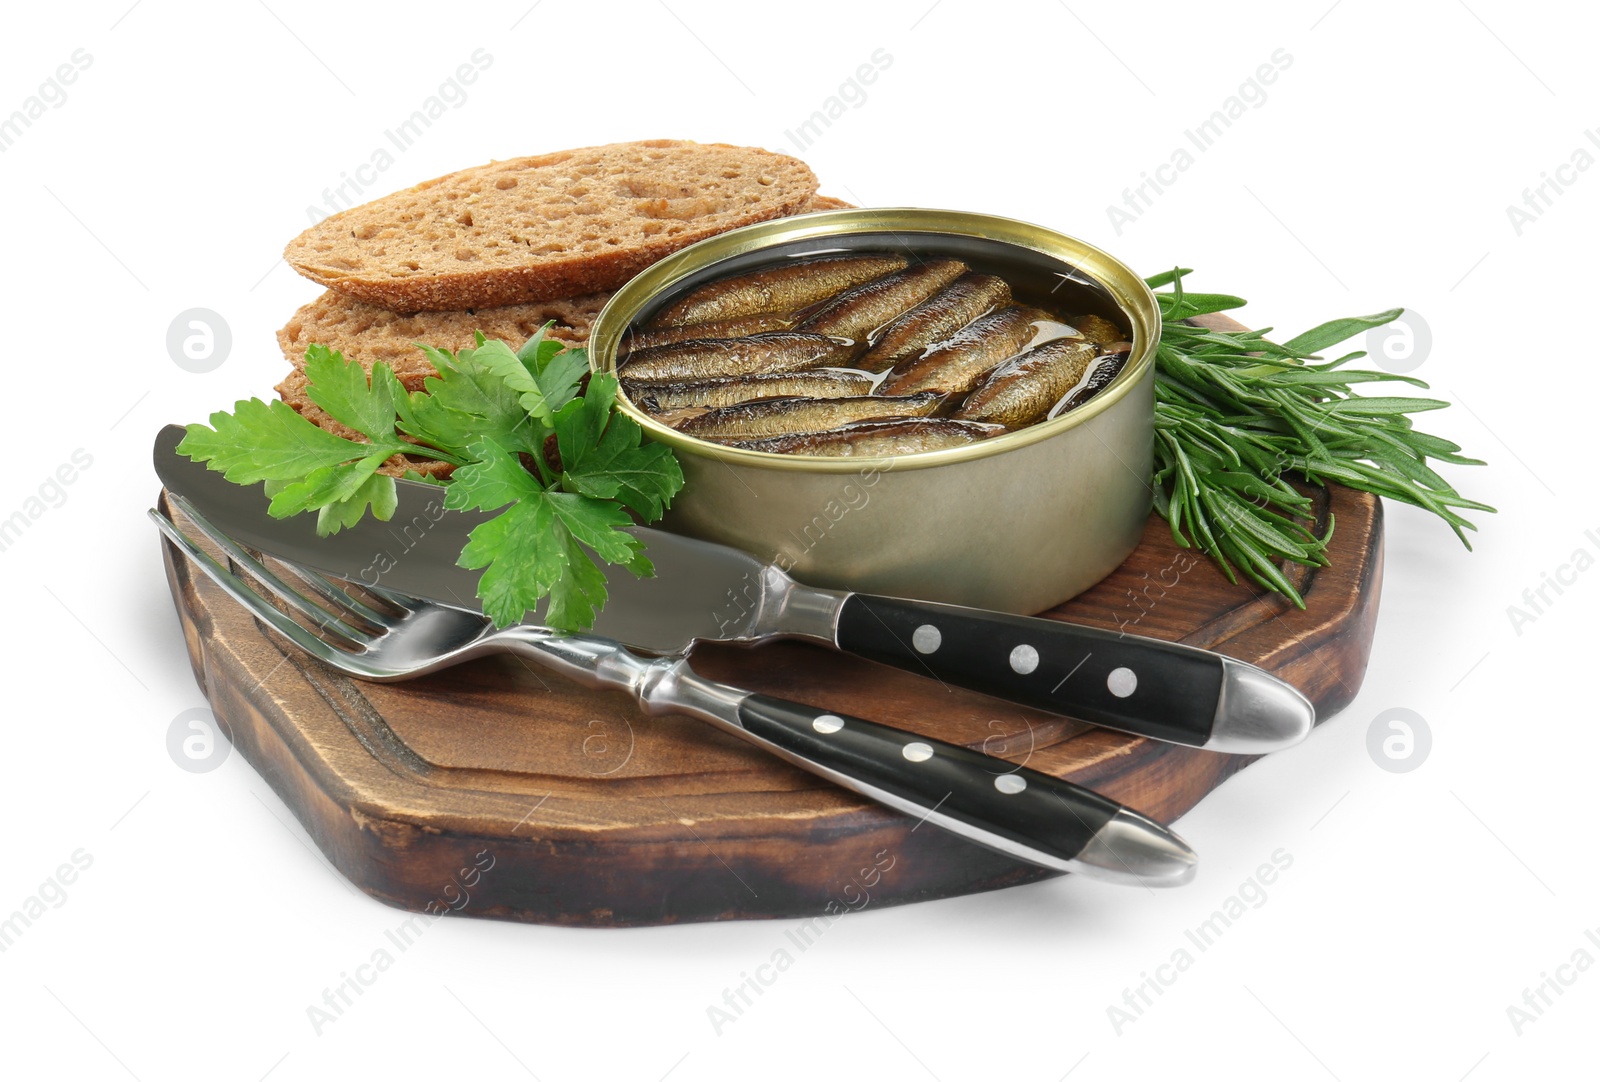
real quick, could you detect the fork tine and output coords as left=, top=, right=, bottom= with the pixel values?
left=357, top=579, right=434, bottom=613
left=149, top=508, right=369, bottom=668
left=163, top=494, right=373, bottom=651
left=273, top=562, right=400, bottom=629
left=274, top=562, right=452, bottom=630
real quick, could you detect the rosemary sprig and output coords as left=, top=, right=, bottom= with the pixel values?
left=1146, top=268, right=1492, bottom=606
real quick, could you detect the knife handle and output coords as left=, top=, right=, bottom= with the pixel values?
left=832, top=594, right=1315, bottom=753
left=729, top=694, right=1195, bottom=886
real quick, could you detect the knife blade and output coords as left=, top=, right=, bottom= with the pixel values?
left=154, top=425, right=1314, bottom=752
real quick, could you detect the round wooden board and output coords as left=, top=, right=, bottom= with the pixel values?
left=157, top=477, right=1381, bottom=928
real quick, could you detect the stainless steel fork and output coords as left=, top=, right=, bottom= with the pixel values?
left=151, top=493, right=1197, bottom=887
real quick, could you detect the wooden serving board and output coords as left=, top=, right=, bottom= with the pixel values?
left=158, top=478, right=1381, bottom=927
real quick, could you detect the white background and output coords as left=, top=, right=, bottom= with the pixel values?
left=1, top=1, right=1593, bottom=1079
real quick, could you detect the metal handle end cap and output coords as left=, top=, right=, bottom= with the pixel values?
left=1073, top=809, right=1198, bottom=888
left=1205, top=658, right=1316, bottom=754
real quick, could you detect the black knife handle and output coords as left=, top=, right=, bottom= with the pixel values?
left=735, top=694, right=1193, bottom=884
left=833, top=594, right=1312, bottom=752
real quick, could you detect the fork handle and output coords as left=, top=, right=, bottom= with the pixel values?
left=504, top=631, right=1195, bottom=887
left=709, top=690, right=1195, bottom=887
left=733, top=694, right=1177, bottom=880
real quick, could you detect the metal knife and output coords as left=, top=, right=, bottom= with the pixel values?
left=154, top=425, right=1314, bottom=752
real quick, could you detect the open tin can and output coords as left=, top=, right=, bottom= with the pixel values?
left=588, top=208, right=1159, bottom=614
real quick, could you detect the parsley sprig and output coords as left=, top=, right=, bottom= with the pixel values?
left=177, top=328, right=683, bottom=630
left=1148, top=268, right=1492, bottom=605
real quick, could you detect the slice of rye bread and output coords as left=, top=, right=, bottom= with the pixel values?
left=278, top=193, right=854, bottom=478
left=283, top=140, right=819, bottom=311
left=275, top=194, right=854, bottom=397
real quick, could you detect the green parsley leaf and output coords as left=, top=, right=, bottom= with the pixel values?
left=303, top=345, right=408, bottom=443
left=536, top=352, right=593, bottom=416
left=446, top=437, right=650, bottom=630
left=519, top=327, right=590, bottom=414
left=472, top=327, right=590, bottom=423
left=455, top=493, right=566, bottom=629
left=544, top=488, right=641, bottom=567
left=316, top=470, right=398, bottom=534
left=544, top=530, right=612, bottom=632
left=178, top=398, right=373, bottom=484
left=557, top=373, right=683, bottom=520
left=399, top=342, right=539, bottom=456
left=180, top=330, right=685, bottom=632
left=268, top=451, right=397, bottom=533
left=444, top=436, right=543, bottom=512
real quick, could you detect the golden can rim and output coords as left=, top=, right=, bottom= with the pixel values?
left=590, top=207, right=1160, bottom=473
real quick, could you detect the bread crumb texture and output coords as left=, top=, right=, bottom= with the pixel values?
left=283, top=140, right=818, bottom=311
left=277, top=290, right=608, bottom=383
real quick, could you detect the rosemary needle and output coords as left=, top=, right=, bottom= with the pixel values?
left=1146, top=268, right=1492, bottom=606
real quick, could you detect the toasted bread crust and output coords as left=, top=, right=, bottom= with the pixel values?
left=284, top=140, right=818, bottom=311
